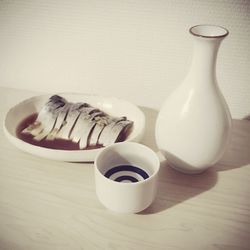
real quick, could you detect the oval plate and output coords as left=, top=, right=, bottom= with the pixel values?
left=3, top=93, right=145, bottom=162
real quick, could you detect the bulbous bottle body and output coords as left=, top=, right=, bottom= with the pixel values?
left=155, top=25, right=232, bottom=174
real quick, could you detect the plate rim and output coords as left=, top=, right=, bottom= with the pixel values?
left=3, top=93, right=145, bottom=162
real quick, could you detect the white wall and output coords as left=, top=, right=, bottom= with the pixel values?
left=0, top=0, right=249, bottom=118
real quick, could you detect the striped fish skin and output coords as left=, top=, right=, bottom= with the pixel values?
left=78, top=121, right=96, bottom=149
left=69, top=108, right=99, bottom=143
left=88, top=115, right=118, bottom=147
left=46, top=102, right=73, bottom=140
left=97, top=116, right=126, bottom=146
left=22, top=95, right=67, bottom=137
left=102, top=120, right=133, bottom=146
left=78, top=111, right=104, bottom=149
left=88, top=123, right=105, bottom=147
left=33, top=100, right=67, bottom=141
left=88, top=115, right=113, bottom=146
left=57, top=103, right=89, bottom=140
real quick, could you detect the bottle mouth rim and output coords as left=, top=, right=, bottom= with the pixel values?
left=189, top=24, right=229, bottom=38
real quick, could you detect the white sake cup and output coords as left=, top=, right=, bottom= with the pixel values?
left=94, top=142, right=160, bottom=213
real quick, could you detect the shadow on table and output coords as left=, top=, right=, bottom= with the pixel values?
left=212, top=119, right=250, bottom=172
left=139, top=161, right=217, bottom=214
left=139, top=107, right=250, bottom=214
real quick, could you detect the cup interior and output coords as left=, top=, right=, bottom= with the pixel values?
left=95, top=142, right=159, bottom=183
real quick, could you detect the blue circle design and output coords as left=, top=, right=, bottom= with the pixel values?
left=104, top=165, right=149, bottom=182
left=114, top=175, right=138, bottom=183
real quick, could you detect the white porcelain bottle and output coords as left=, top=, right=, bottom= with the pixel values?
left=155, top=24, right=232, bottom=174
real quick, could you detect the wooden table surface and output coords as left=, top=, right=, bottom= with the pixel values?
left=0, top=87, right=250, bottom=250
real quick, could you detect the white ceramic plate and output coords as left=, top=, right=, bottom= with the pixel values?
left=3, top=93, right=145, bottom=162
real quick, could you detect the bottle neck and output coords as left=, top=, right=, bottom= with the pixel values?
left=188, top=37, right=222, bottom=83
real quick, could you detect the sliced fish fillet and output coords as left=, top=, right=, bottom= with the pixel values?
left=102, top=120, right=133, bottom=146
left=57, top=103, right=89, bottom=140
left=97, top=116, right=126, bottom=146
left=46, top=102, right=73, bottom=140
left=22, top=95, right=67, bottom=137
left=33, top=104, right=66, bottom=141
left=21, top=95, right=134, bottom=149
left=70, top=107, right=99, bottom=143
left=78, top=112, right=104, bottom=149
left=88, top=115, right=110, bottom=146
left=88, top=124, right=104, bottom=147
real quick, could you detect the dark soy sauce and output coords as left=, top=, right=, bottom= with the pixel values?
left=16, top=113, right=102, bottom=150
left=16, top=113, right=130, bottom=150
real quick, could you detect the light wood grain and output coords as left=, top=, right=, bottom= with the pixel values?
left=0, top=87, right=250, bottom=250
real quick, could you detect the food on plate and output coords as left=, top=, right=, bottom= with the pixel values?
left=18, top=95, right=133, bottom=150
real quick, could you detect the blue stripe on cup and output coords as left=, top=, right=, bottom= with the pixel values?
left=104, top=165, right=149, bottom=183
left=114, top=175, right=138, bottom=183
